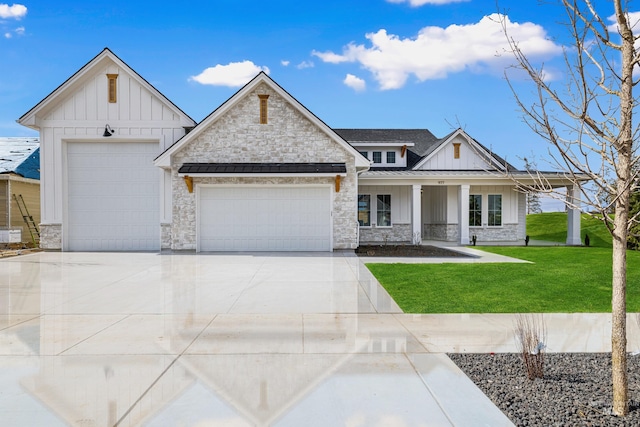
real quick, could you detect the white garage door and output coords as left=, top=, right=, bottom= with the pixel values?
left=199, top=186, right=332, bottom=251
left=66, top=141, right=160, bottom=251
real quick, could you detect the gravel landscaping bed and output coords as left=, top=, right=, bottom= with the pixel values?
left=449, top=353, right=640, bottom=426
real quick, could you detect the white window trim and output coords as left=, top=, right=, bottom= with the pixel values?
left=487, top=193, right=503, bottom=228
left=358, top=194, right=372, bottom=228
left=358, top=193, right=393, bottom=228
left=386, top=151, right=396, bottom=164
left=468, top=193, right=504, bottom=228
left=376, top=194, right=392, bottom=227
left=469, top=194, right=482, bottom=228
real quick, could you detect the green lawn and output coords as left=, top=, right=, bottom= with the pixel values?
left=527, top=212, right=612, bottom=247
left=368, top=246, right=640, bottom=313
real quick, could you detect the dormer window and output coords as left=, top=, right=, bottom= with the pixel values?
left=387, top=152, right=396, bottom=164
left=258, top=94, right=269, bottom=124
left=107, top=74, right=118, bottom=103
left=453, top=143, right=461, bottom=159
left=372, top=152, right=382, bottom=164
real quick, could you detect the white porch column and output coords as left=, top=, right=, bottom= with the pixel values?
left=459, top=184, right=470, bottom=245
left=412, top=184, right=422, bottom=244
left=566, top=185, right=582, bottom=245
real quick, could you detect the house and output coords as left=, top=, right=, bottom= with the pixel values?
left=18, top=48, right=581, bottom=252
left=0, top=137, right=40, bottom=244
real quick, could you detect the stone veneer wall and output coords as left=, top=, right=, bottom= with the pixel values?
left=359, top=224, right=412, bottom=244
left=469, top=224, right=519, bottom=242
left=170, top=82, right=358, bottom=251
left=424, top=224, right=459, bottom=242
left=161, top=223, right=171, bottom=250
left=39, top=223, right=62, bottom=250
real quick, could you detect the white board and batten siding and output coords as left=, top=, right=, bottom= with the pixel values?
left=41, top=63, right=185, bottom=129
left=198, top=186, right=332, bottom=252
left=357, top=185, right=412, bottom=224
left=417, top=134, right=491, bottom=171
left=469, top=185, right=519, bottom=225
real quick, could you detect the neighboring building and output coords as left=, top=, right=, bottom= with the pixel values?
left=0, top=137, right=40, bottom=244
left=17, top=48, right=581, bottom=252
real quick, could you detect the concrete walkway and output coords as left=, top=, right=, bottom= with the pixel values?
left=2, top=247, right=634, bottom=426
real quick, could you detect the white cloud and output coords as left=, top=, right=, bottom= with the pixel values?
left=297, top=60, right=314, bottom=69
left=344, top=74, right=366, bottom=91
left=607, top=11, right=640, bottom=32
left=0, top=4, right=27, bottom=19
left=190, top=61, right=270, bottom=87
left=342, top=74, right=367, bottom=92
left=281, top=60, right=290, bottom=66
left=313, top=13, right=562, bottom=90
left=386, top=0, right=469, bottom=6
left=311, top=50, right=350, bottom=64
left=3, top=25, right=24, bottom=38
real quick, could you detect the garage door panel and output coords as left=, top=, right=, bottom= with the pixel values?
left=199, top=186, right=331, bottom=252
left=66, top=142, right=160, bottom=251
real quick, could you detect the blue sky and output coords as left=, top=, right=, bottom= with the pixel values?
left=0, top=0, right=611, bottom=189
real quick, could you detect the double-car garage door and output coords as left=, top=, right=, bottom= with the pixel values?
left=199, top=186, right=332, bottom=252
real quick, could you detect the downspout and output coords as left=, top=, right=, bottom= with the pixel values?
left=355, top=164, right=371, bottom=248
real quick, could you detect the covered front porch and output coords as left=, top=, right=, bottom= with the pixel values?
left=357, top=174, right=583, bottom=246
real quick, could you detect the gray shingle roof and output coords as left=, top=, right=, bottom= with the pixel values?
left=333, top=129, right=442, bottom=157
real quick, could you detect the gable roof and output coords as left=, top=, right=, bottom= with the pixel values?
left=0, top=137, right=40, bottom=179
left=412, top=128, right=518, bottom=172
left=154, top=72, right=370, bottom=169
left=18, top=48, right=195, bottom=129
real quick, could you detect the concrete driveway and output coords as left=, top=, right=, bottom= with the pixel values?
left=0, top=251, right=512, bottom=426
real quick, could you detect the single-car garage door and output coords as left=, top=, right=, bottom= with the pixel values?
left=66, top=141, right=160, bottom=251
left=199, top=186, right=331, bottom=251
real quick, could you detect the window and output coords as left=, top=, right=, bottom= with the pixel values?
left=360, top=151, right=368, bottom=160
left=488, top=194, right=502, bottom=226
left=469, top=195, right=482, bottom=226
left=377, top=194, right=391, bottom=226
left=107, top=74, right=118, bottom=103
left=386, top=151, right=396, bottom=164
left=258, top=94, right=269, bottom=124
left=453, top=143, right=461, bottom=159
left=358, top=195, right=371, bottom=226
left=373, top=152, right=382, bottom=164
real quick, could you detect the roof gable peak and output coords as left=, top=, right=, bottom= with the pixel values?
left=154, top=73, right=369, bottom=168
left=18, top=48, right=195, bottom=129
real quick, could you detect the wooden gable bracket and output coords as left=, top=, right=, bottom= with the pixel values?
left=401, top=145, right=407, bottom=158
left=335, top=175, right=341, bottom=193
left=184, top=176, right=194, bottom=193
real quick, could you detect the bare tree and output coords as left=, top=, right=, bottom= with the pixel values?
left=523, top=158, right=543, bottom=214
left=503, top=0, right=640, bottom=416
